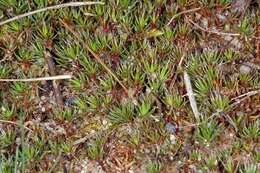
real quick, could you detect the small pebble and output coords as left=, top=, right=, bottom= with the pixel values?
left=41, top=96, right=46, bottom=101
left=169, top=156, right=174, bottom=161
left=239, top=65, right=251, bottom=74
left=170, top=134, right=176, bottom=144
left=165, top=122, right=177, bottom=134
left=102, top=119, right=108, bottom=125
left=229, top=133, right=234, bottom=137
left=16, top=137, right=21, bottom=145
left=65, top=96, right=76, bottom=107
left=41, top=107, right=46, bottom=112
left=146, top=88, right=152, bottom=94
left=129, top=170, right=134, bottom=173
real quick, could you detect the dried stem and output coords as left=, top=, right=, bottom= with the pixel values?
left=231, top=90, right=260, bottom=101
left=183, top=71, right=200, bottom=120
left=0, top=75, right=71, bottom=82
left=230, top=89, right=260, bottom=107
left=188, top=19, right=240, bottom=37
left=0, top=1, right=104, bottom=26
left=167, top=7, right=201, bottom=26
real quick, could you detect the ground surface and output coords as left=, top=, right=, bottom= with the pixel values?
left=0, top=0, right=259, bottom=172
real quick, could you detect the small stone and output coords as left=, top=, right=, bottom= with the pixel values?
left=169, top=156, right=174, bottom=161
left=16, top=137, right=21, bottom=145
left=102, top=119, right=108, bottom=125
left=170, top=134, right=176, bottom=144
left=65, top=96, right=76, bottom=107
left=239, top=65, right=251, bottom=74
left=40, top=96, right=46, bottom=100
left=129, top=170, right=134, bottom=173
left=146, top=88, right=152, bottom=94
left=41, top=107, right=46, bottom=112
left=165, top=123, right=177, bottom=134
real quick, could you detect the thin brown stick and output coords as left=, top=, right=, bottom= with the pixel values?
left=44, top=51, right=64, bottom=106
left=188, top=19, right=240, bottom=37
left=0, top=75, right=72, bottom=82
left=167, top=7, right=201, bottom=26
left=0, top=119, right=33, bottom=132
left=60, top=19, right=130, bottom=96
left=0, top=1, right=104, bottom=26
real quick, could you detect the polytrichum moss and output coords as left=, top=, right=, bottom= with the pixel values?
left=0, top=0, right=259, bottom=172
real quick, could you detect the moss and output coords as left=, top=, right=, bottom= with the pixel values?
left=0, top=0, right=259, bottom=172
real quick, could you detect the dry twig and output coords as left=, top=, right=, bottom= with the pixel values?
left=0, top=1, right=104, bottom=26
left=230, top=89, right=260, bottom=107
left=231, top=90, right=260, bottom=101
left=167, top=7, right=201, bottom=26
left=188, top=19, right=240, bottom=37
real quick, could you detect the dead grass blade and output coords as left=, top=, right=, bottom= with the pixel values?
left=0, top=75, right=72, bottom=82
left=230, top=89, right=260, bottom=107
left=0, top=1, right=104, bottom=26
left=183, top=71, right=200, bottom=120
left=167, top=7, right=201, bottom=26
